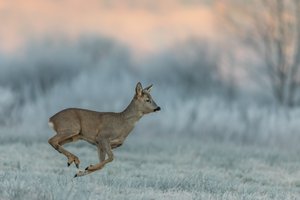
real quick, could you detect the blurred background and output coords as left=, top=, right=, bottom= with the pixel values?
left=1, top=0, right=300, bottom=148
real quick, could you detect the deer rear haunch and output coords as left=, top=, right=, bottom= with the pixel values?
left=48, top=82, right=160, bottom=177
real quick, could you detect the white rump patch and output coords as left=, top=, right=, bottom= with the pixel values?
left=48, top=121, right=55, bottom=130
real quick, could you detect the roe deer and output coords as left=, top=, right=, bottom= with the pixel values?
left=48, top=82, right=160, bottom=177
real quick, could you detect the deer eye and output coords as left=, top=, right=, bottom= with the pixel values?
left=146, top=99, right=151, bottom=103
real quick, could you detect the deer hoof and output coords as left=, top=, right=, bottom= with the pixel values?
left=85, top=164, right=94, bottom=171
left=74, top=157, right=80, bottom=169
left=75, top=170, right=88, bottom=177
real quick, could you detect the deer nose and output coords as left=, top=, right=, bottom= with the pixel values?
left=154, top=107, right=161, bottom=112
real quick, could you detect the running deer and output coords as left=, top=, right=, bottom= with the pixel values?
left=48, top=82, right=160, bottom=177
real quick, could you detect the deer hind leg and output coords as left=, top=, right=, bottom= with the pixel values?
left=48, top=132, right=81, bottom=168
left=75, top=138, right=113, bottom=177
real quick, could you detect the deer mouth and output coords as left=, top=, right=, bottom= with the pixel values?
left=154, top=107, right=161, bottom=112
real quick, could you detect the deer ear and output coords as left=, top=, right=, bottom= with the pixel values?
left=135, top=82, right=143, bottom=96
left=144, top=84, right=153, bottom=93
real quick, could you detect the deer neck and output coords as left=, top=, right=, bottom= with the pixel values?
left=121, top=98, right=143, bottom=123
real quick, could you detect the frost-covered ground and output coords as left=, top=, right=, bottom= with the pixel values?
left=1, top=67, right=300, bottom=199
left=1, top=38, right=300, bottom=199
left=1, top=135, right=300, bottom=200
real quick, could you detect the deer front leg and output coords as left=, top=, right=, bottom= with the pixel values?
left=74, top=138, right=113, bottom=177
left=97, top=146, right=105, bottom=162
left=97, top=139, right=120, bottom=163
left=110, top=138, right=124, bottom=149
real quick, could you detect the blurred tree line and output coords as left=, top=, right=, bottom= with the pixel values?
left=216, top=0, right=300, bottom=107
left=3, top=0, right=300, bottom=127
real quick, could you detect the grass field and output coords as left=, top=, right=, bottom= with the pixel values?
left=1, top=40, right=300, bottom=199
left=1, top=134, right=300, bottom=200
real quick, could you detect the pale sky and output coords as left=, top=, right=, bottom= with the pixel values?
left=0, top=0, right=218, bottom=56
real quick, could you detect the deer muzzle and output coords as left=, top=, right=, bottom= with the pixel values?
left=154, top=107, right=161, bottom=112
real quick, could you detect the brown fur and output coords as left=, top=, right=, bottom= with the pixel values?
left=48, top=82, right=160, bottom=177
